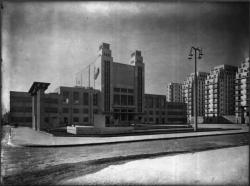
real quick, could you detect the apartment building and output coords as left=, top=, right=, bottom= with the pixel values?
left=182, top=72, right=208, bottom=123
left=167, top=82, right=183, bottom=102
left=235, top=57, right=249, bottom=124
left=205, top=65, right=237, bottom=123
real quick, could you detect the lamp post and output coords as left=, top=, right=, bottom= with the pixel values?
left=188, top=47, right=203, bottom=132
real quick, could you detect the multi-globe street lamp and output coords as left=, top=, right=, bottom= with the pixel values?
left=188, top=47, right=203, bottom=132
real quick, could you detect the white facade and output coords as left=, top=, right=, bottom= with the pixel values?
left=235, top=57, right=249, bottom=124
left=167, top=82, right=183, bottom=102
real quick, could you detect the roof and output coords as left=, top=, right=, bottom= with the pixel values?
left=28, top=82, right=50, bottom=96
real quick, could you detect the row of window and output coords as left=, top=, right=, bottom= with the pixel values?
left=11, top=117, right=32, bottom=122
left=62, top=108, right=98, bottom=114
left=113, top=95, right=134, bottom=106
left=113, top=87, right=134, bottom=93
left=62, top=92, right=98, bottom=105
left=145, top=97, right=165, bottom=108
left=11, top=107, right=32, bottom=112
left=145, top=110, right=165, bottom=115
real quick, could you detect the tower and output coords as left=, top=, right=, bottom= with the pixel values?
left=130, top=50, right=145, bottom=121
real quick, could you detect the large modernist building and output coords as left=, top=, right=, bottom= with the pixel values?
left=182, top=72, right=208, bottom=123
left=204, top=65, right=238, bottom=123
left=235, top=58, right=249, bottom=124
left=10, top=43, right=187, bottom=133
left=167, top=82, right=183, bottom=102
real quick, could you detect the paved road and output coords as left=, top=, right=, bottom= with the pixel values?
left=2, top=133, right=249, bottom=185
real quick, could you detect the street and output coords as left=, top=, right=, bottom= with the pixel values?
left=2, top=132, right=249, bottom=185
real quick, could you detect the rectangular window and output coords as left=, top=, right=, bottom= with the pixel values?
left=149, top=110, right=153, bottom=115
left=128, top=89, right=134, bottom=93
left=83, top=117, right=89, bottom=122
left=128, top=95, right=134, bottom=105
left=114, top=88, right=120, bottom=92
left=73, top=117, right=79, bottom=122
left=73, top=108, right=79, bottom=113
left=121, top=95, right=127, bottom=105
left=149, top=97, right=153, bottom=108
left=83, top=108, right=89, bottom=114
left=62, top=108, right=69, bottom=113
left=114, top=94, right=120, bottom=105
left=93, top=93, right=98, bottom=106
left=73, top=92, right=80, bottom=104
left=83, top=92, right=89, bottom=105
left=121, top=88, right=127, bottom=93
left=44, top=107, right=58, bottom=113
left=94, top=109, right=98, bottom=114
left=62, top=91, right=70, bottom=104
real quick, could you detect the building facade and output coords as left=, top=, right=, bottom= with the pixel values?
left=75, top=43, right=145, bottom=126
left=167, top=82, right=183, bottom=102
left=166, top=102, right=187, bottom=124
left=205, top=65, right=237, bottom=123
left=235, top=57, right=249, bottom=124
left=10, top=91, right=32, bottom=127
left=144, top=94, right=167, bottom=124
left=182, top=72, right=208, bottom=123
left=10, top=42, right=188, bottom=132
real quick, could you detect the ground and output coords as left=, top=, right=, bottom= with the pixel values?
left=62, top=145, right=249, bottom=185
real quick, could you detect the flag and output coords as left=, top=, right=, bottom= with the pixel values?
left=94, top=67, right=100, bottom=80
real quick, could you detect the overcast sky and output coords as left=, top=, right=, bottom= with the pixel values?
left=2, top=1, right=249, bottom=112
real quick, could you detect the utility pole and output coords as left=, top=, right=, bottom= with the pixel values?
left=188, top=47, right=203, bottom=132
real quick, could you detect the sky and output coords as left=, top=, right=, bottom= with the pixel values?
left=2, top=1, right=249, bottom=112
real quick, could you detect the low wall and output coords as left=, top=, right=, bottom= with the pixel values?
left=204, top=115, right=237, bottom=124
left=67, top=126, right=133, bottom=135
left=190, top=116, right=204, bottom=124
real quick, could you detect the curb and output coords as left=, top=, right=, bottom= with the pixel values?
left=22, top=130, right=249, bottom=148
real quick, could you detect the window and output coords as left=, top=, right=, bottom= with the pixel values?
left=114, top=94, right=120, bottom=105
left=44, top=107, right=58, bottom=113
left=149, top=118, right=154, bottom=122
left=94, top=109, right=98, bottom=114
left=121, top=95, right=127, bottom=105
left=83, top=92, right=89, bottom=105
left=93, top=93, right=98, bottom=106
left=73, top=108, right=79, bottom=113
left=83, top=108, right=89, bottom=114
left=62, top=108, right=69, bottom=113
left=114, top=88, right=120, bottom=92
left=121, top=88, right=127, bottom=93
left=73, top=92, right=80, bottom=104
left=62, top=91, right=70, bottom=104
left=128, top=95, right=134, bottom=105
left=149, top=110, right=153, bottom=115
left=83, top=117, right=89, bottom=122
left=44, top=117, right=49, bottom=123
left=128, top=89, right=134, bottom=93
left=73, top=117, right=79, bottom=122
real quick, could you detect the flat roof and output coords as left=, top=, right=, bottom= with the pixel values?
left=28, top=82, right=50, bottom=96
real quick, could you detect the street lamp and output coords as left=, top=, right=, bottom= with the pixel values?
left=188, top=47, right=203, bottom=132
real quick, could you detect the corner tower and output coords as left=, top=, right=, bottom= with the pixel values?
left=130, top=50, right=145, bottom=121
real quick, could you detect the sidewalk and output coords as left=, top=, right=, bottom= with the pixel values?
left=9, top=124, right=249, bottom=147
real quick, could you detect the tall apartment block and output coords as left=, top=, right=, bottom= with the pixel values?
left=205, top=65, right=237, bottom=123
left=167, top=82, right=183, bottom=102
left=182, top=72, right=208, bottom=123
left=235, top=57, right=249, bottom=124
